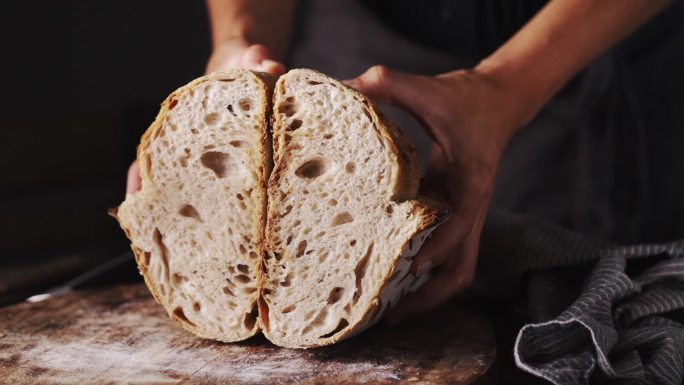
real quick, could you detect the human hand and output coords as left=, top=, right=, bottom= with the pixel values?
left=205, top=39, right=285, bottom=76
left=126, top=161, right=142, bottom=196
left=345, top=65, right=539, bottom=322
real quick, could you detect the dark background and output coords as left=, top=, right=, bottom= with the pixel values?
left=0, top=2, right=681, bottom=384
left=0, top=1, right=212, bottom=300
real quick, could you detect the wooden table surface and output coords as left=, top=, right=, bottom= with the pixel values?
left=0, top=284, right=496, bottom=385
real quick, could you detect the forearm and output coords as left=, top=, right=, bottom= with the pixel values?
left=206, top=0, right=296, bottom=60
left=477, top=0, right=672, bottom=133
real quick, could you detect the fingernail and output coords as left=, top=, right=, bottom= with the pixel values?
left=259, top=60, right=284, bottom=74
left=261, top=59, right=279, bottom=67
left=261, top=59, right=285, bottom=72
left=415, top=261, right=433, bottom=277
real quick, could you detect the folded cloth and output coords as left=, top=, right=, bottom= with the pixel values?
left=482, top=210, right=684, bottom=384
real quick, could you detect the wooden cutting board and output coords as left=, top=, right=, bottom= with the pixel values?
left=0, top=284, right=495, bottom=384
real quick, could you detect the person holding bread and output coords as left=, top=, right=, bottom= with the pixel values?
left=127, top=0, right=684, bottom=326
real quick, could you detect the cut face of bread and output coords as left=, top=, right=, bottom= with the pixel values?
left=115, top=71, right=271, bottom=342
left=263, top=69, right=447, bottom=348
left=114, top=69, right=448, bottom=348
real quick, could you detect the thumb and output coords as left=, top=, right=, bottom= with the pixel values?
left=343, top=65, right=418, bottom=106
left=241, top=45, right=286, bottom=76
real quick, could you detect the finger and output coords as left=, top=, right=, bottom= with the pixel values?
left=425, top=145, right=447, bottom=182
left=411, top=171, right=490, bottom=276
left=343, top=65, right=438, bottom=138
left=241, top=45, right=285, bottom=76
left=387, top=236, right=479, bottom=322
left=422, top=144, right=448, bottom=195
left=126, top=161, right=142, bottom=195
left=343, top=65, right=420, bottom=106
left=241, top=44, right=272, bottom=67
left=258, top=59, right=286, bottom=76
left=387, top=202, right=487, bottom=323
left=411, top=203, right=478, bottom=277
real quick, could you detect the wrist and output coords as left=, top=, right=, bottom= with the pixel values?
left=434, top=68, right=517, bottom=172
left=473, top=57, right=548, bottom=134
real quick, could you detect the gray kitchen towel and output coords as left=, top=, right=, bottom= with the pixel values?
left=481, top=210, right=684, bottom=384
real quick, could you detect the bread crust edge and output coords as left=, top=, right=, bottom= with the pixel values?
left=113, top=70, right=272, bottom=343
left=263, top=69, right=450, bottom=348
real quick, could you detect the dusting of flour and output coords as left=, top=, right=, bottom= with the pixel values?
left=0, top=284, right=494, bottom=384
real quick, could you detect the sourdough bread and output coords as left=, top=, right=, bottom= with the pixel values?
left=115, top=69, right=448, bottom=348
left=263, top=69, right=448, bottom=348
left=114, top=71, right=271, bottom=342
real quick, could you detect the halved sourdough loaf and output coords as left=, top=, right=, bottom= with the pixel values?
left=115, top=69, right=448, bottom=348
left=263, top=69, right=448, bottom=348
left=114, top=71, right=271, bottom=342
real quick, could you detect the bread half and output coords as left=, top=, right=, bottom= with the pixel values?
left=263, top=69, right=448, bottom=348
left=114, top=71, right=271, bottom=342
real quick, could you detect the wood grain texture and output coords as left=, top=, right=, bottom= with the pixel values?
left=0, top=284, right=495, bottom=385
